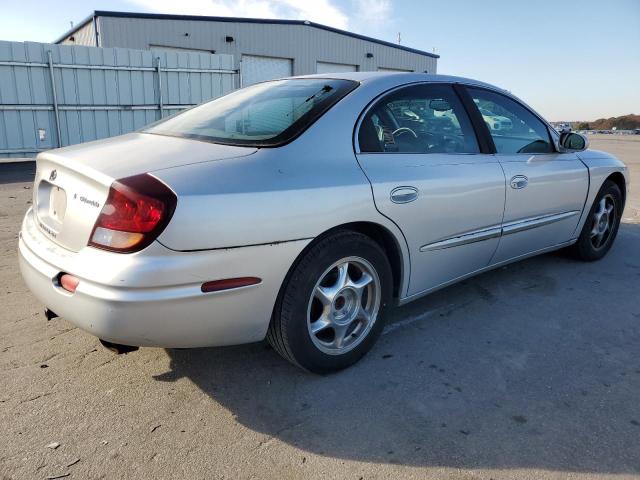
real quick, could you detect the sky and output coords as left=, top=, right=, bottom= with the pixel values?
left=0, top=0, right=638, bottom=121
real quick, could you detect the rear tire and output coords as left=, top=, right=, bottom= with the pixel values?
left=267, top=231, right=393, bottom=373
left=568, top=180, right=622, bottom=261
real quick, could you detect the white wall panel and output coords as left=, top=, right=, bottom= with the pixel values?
left=241, top=55, right=292, bottom=86
left=66, top=15, right=438, bottom=76
left=316, top=61, right=357, bottom=74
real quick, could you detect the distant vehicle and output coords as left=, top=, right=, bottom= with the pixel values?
left=554, top=123, right=572, bottom=133
left=478, top=107, right=513, bottom=131
left=19, top=73, right=629, bottom=373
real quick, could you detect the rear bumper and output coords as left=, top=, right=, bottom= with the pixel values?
left=19, top=209, right=310, bottom=348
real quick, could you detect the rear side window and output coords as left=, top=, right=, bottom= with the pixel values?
left=358, top=84, right=479, bottom=154
left=467, top=87, right=553, bottom=154
left=145, top=78, right=358, bottom=147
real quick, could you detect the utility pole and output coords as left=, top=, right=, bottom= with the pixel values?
left=397, top=32, right=401, bottom=44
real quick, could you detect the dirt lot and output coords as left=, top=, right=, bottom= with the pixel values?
left=1, top=135, right=639, bottom=479
left=591, top=135, right=640, bottom=224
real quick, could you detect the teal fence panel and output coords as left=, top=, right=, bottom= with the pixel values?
left=0, top=40, right=236, bottom=159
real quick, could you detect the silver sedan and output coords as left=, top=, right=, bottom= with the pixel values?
left=19, top=73, right=629, bottom=372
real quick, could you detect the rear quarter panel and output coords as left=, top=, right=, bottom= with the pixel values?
left=151, top=79, right=412, bottom=294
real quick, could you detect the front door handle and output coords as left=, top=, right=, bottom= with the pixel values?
left=390, top=186, right=418, bottom=204
left=510, top=175, right=528, bottom=189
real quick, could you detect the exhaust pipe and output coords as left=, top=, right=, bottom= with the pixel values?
left=99, top=339, right=139, bottom=354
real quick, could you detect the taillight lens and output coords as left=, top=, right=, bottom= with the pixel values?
left=89, top=174, right=177, bottom=253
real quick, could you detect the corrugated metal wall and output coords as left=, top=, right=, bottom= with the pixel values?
left=60, top=19, right=97, bottom=47
left=0, top=40, right=236, bottom=159
left=66, top=16, right=438, bottom=75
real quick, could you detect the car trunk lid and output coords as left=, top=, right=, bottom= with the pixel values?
left=33, top=133, right=257, bottom=252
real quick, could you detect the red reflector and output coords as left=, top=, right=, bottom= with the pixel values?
left=201, top=277, right=261, bottom=293
left=59, top=274, right=79, bottom=293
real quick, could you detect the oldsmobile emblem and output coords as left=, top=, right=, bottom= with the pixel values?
left=49, top=170, right=57, bottom=181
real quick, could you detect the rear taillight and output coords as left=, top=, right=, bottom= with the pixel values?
left=89, top=174, right=177, bottom=253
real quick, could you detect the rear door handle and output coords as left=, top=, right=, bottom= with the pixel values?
left=510, top=175, right=528, bottom=189
left=390, top=186, right=418, bottom=204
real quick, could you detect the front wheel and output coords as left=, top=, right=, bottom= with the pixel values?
left=267, top=231, right=393, bottom=373
left=568, top=179, right=623, bottom=261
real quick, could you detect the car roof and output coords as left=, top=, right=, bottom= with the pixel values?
left=291, top=72, right=506, bottom=93
left=280, top=72, right=558, bottom=142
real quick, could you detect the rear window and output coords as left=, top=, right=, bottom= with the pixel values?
left=145, top=78, right=358, bottom=147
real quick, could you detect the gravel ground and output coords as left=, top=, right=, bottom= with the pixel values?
left=1, top=135, right=639, bottom=479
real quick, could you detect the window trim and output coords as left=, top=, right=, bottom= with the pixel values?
left=461, top=85, right=558, bottom=155
left=145, top=78, right=359, bottom=148
left=353, top=81, right=482, bottom=155
left=453, top=84, right=494, bottom=154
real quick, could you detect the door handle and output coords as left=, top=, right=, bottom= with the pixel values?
left=510, top=175, right=528, bottom=189
left=390, top=186, right=418, bottom=204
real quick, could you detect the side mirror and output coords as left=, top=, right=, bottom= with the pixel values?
left=559, top=131, right=589, bottom=152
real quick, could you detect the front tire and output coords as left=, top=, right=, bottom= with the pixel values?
left=267, top=231, right=393, bottom=373
left=569, top=179, right=623, bottom=261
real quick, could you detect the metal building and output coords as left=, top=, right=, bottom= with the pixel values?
left=56, top=11, right=439, bottom=86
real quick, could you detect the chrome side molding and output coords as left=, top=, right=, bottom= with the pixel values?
left=420, top=225, right=502, bottom=252
left=502, top=210, right=580, bottom=235
left=420, top=210, right=581, bottom=252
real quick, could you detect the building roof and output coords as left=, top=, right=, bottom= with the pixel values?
left=54, top=10, right=439, bottom=59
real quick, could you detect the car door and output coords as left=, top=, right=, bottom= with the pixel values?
left=355, top=83, right=506, bottom=298
left=464, top=86, right=589, bottom=264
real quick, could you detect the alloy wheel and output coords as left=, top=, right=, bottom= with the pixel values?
left=590, top=194, right=616, bottom=250
left=306, top=256, right=381, bottom=355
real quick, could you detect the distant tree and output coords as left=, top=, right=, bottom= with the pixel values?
left=590, top=114, right=640, bottom=130
left=576, top=122, right=591, bottom=130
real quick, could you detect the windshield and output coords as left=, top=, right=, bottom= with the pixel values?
left=145, top=78, right=358, bottom=147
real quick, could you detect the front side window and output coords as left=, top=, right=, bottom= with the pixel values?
left=358, top=84, right=479, bottom=154
left=467, top=87, right=553, bottom=154
left=145, top=78, right=358, bottom=147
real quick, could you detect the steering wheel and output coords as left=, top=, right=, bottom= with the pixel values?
left=392, top=127, right=418, bottom=138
